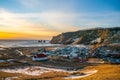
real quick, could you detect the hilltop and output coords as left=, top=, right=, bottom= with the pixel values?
left=50, top=27, right=120, bottom=45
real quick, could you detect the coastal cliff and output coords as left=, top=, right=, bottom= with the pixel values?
left=50, top=27, right=120, bottom=45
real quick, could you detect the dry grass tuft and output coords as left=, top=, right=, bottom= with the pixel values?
left=73, top=64, right=120, bottom=80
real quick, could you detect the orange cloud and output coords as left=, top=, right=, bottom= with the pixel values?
left=0, top=9, right=61, bottom=40
left=0, top=9, right=80, bottom=40
left=0, top=31, right=59, bottom=40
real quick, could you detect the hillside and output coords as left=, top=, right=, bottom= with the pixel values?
left=50, top=27, right=120, bottom=45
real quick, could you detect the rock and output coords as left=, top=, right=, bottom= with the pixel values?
left=50, top=27, right=120, bottom=45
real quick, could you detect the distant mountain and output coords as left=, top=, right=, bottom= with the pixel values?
left=50, top=27, right=120, bottom=45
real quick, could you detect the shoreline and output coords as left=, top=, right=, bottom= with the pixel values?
left=0, top=41, right=62, bottom=48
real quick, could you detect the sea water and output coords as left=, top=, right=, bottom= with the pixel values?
left=0, top=40, right=60, bottom=48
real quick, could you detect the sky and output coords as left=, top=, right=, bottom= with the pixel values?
left=0, top=0, right=120, bottom=40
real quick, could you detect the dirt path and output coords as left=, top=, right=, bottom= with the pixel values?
left=64, top=70, right=98, bottom=79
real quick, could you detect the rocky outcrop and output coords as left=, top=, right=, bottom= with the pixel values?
left=50, top=27, right=120, bottom=45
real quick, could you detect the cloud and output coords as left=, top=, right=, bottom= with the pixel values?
left=0, top=9, right=61, bottom=39
left=75, top=11, right=120, bottom=28
left=0, top=8, right=120, bottom=39
left=0, top=8, right=80, bottom=32
left=18, top=0, right=40, bottom=7
left=0, top=8, right=80, bottom=40
left=17, top=0, right=74, bottom=12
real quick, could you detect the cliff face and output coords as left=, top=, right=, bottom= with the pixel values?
left=50, top=27, right=120, bottom=45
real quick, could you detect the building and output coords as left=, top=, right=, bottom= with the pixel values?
left=32, top=53, right=48, bottom=61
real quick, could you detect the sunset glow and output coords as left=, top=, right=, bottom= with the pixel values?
left=0, top=0, right=120, bottom=40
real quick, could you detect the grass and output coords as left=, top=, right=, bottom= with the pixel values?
left=0, top=64, right=119, bottom=80
left=24, top=72, right=68, bottom=80
left=0, top=47, right=120, bottom=80
left=0, top=71, right=21, bottom=80
left=0, top=63, right=69, bottom=80
left=73, top=64, right=120, bottom=80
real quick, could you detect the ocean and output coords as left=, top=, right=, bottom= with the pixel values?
left=0, top=40, right=60, bottom=48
